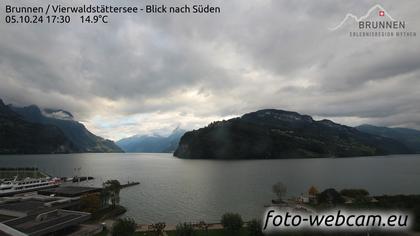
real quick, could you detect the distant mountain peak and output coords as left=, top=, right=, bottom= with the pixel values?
left=117, top=127, right=187, bottom=153
left=171, top=125, right=185, bottom=134
left=356, top=124, right=420, bottom=153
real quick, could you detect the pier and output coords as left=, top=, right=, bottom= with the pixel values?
left=121, top=181, right=140, bottom=188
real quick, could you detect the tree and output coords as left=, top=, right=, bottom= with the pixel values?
left=111, top=218, right=136, bottom=236
left=221, top=213, right=243, bottom=235
left=308, top=186, right=319, bottom=197
left=175, top=222, right=195, bottom=236
left=340, top=189, right=369, bottom=198
left=197, top=221, right=209, bottom=236
left=247, top=219, right=263, bottom=236
left=150, top=222, right=166, bottom=236
left=272, top=182, right=287, bottom=200
left=103, top=179, right=122, bottom=208
left=318, top=188, right=344, bottom=205
left=80, top=193, right=101, bottom=213
left=340, top=189, right=370, bottom=203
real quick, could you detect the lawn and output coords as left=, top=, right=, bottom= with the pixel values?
left=96, top=228, right=405, bottom=236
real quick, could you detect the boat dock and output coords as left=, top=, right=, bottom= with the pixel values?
left=121, top=181, right=140, bottom=188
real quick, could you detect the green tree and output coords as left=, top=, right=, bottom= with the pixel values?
left=247, top=219, right=263, bottom=236
left=111, top=218, right=136, bottom=236
left=150, top=222, right=166, bottom=236
left=175, top=222, right=195, bottom=236
left=103, top=179, right=122, bottom=208
left=197, top=221, right=209, bottom=236
left=340, top=189, right=370, bottom=203
left=272, top=182, right=287, bottom=201
left=340, top=189, right=369, bottom=198
left=221, top=213, right=243, bottom=235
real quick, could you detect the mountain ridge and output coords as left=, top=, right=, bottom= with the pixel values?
left=10, top=104, right=122, bottom=153
left=356, top=124, right=420, bottom=153
left=174, top=109, right=412, bottom=159
left=0, top=99, right=78, bottom=154
left=117, top=127, right=185, bottom=153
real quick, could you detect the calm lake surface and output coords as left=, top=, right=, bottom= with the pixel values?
left=1, top=153, right=420, bottom=223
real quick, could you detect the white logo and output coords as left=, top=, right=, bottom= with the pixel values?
left=329, top=4, right=396, bottom=31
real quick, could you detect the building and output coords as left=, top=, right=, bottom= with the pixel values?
left=38, top=186, right=108, bottom=210
left=0, top=209, right=90, bottom=236
left=0, top=196, right=79, bottom=218
left=0, top=187, right=102, bottom=236
left=38, top=186, right=102, bottom=198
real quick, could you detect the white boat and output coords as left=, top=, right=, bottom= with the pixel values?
left=0, top=176, right=61, bottom=196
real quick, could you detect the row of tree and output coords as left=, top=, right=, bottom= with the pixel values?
left=111, top=213, right=263, bottom=236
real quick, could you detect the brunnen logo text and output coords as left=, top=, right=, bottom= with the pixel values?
left=330, top=5, right=416, bottom=38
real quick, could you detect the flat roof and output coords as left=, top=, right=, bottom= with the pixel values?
left=0, top=196, right=79, bottom=218
left=0, top=229, right=11, bottom=236
left=38, top=186, right=102, bottom=197
left=3, top=210, right=90, bottom=236
left=0, top=215, right=16, bottom=223
left=0, top=200, right=54, bottom=214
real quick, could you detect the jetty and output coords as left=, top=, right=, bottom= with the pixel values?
left=121, top=181, right=140, bottom=188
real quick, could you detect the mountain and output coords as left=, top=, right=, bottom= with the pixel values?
left=117, top=127, right=186, bottom=153
left=0, top=99, right=78, bottom=154
left=356, top=125, right=420, bottom=153
left=174, top=109, right=411, bottom=159
left=10, top=104, right=123, bottom=153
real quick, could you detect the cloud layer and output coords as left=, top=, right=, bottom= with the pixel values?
left=1, top=0, right=419, bottom=140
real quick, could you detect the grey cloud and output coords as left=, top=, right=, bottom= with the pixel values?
left=1, top=0, right=420, bottom=139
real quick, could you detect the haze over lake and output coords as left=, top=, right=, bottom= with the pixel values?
left=1, top=153, right=419, bottom=223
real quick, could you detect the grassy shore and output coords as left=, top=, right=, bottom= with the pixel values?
left=96, top=228, right=403, bottom=236
left=93, top=192, right=420, bottom=236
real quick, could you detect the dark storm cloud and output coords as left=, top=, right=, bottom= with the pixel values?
left=0, top=0, right=419, bottom=139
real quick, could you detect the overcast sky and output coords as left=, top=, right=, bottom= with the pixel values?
left=1, top=0, right=419, bottom=140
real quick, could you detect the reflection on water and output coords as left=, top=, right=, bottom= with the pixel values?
left=0, top=153, right=420, bottom=223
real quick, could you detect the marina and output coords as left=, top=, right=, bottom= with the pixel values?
left=0, top=168, right=60, bottom=197
left=0, top=168, right=99, bottom=197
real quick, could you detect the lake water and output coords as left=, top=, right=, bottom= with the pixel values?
left=0, top=153, right=420, bottom=224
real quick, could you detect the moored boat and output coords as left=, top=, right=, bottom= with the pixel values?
left=0, top=176, right=61, bottom=196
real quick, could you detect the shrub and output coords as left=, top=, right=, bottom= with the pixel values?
left=111, top=218, right=136, bottom=236
left=247, top=219, right=263, bottom=236
left=340, top=189, right=369, bottom=198
left=221, top=212, right=243, bottom=234
left=175, top=222, right=195, bottom=236
left=272, top=182, right=287, bottom=200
